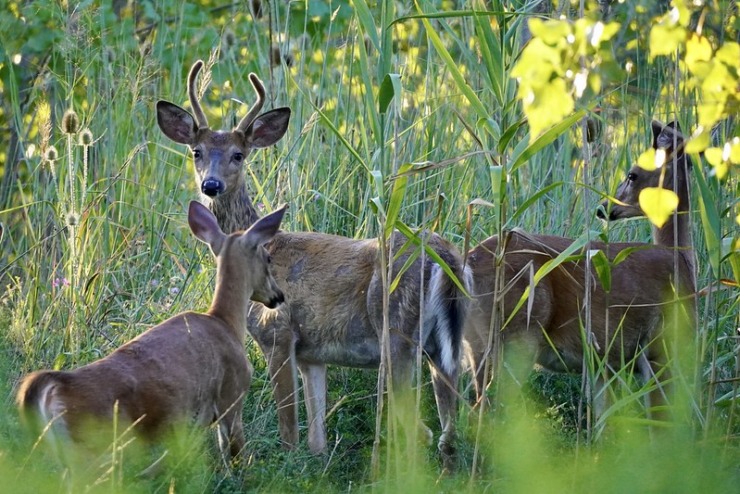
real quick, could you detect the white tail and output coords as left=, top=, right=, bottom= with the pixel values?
left=16, top=201, right=286, bottom=467
left=156, top=60, right=470, bottom=470
left=464, top=120, right=696, bottom=419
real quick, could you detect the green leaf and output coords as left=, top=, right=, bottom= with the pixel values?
left=613, top=245, right=653, bottom=267
left=378, top=73, right=401, bottom=115
left=356, top=29, right=382, bottom=148
left=638, top=187, right=679, bottom=228
left=590, top=249, right=611, bottom=293
left=510, top=110, right=587, bottom=171
left=505, top=232, right=591, bottom=327
left=352, top=0, right=379, bottom=51
left=693, top=164, right=722, bottom=276
left=418, top=3, right=491, bottom=125
left=509, top=182, right=566, bottom=225
left=395, top=221, right=470, bottom=296
left=385, top=163, right=411, bottom=238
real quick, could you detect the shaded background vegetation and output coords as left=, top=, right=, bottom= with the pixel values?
left=0, top=0, right=738, bottom=492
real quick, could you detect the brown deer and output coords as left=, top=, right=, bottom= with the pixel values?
left=16, top=201, right=286, bottom=467
left=156, top=61, right=470, bottom=469
left=464, top=120, right=696, bottom=418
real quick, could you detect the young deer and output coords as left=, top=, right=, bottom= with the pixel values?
left=464, top=120, right=696, bottom=417
left=16, top=201, right=286, bottom=467
left=156, top=61, right=470, bottom=469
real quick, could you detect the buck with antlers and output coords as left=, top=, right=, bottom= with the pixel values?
left=156, top=61, right=470, bottom=469
left=464, top=120, right=696, bottom=417
left=17, top=201, right=286, bottom=468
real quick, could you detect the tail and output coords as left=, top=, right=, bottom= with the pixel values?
left=423, top=261, right=472, bottom=379
left=16, top=371, right=69, bottom=456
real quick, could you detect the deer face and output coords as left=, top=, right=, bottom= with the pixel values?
left=598, top=120, right=691, bottom=221
left=191, top=130, right=250, bottom=197
left=233, top=234, right=284, bottom=308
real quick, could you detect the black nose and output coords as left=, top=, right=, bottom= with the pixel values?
left=596, top=207, right=607, bottom=220
left=266, top=291, right=285, bottom=309
left=201, top=179, right=224, bottom=197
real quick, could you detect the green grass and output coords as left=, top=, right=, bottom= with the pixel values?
left=0, top=0, right=738, bottom=492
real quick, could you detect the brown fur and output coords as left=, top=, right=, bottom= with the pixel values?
left=465, top=120, right=697, bottom=419
left=16, top=202, right=286, bottom=466
left=156, top=61, right=470, bottom=470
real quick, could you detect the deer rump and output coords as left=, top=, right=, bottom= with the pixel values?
left=17, top=312, right=250, bottom=449
left=248, top=229, right=467, bottom=378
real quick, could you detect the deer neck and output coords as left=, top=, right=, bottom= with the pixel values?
left=207, top=183, right=261, bottom=234
left=208, top=255, right=250, bottom=341
left=652, top=212, right=690, bottom=250
left=652, top=168, right=695, bottom=275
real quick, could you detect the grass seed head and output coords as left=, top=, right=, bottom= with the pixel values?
left=61, top=109, right=79, bottom=135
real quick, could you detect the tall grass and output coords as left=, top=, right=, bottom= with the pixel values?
left=0, top=0, right=737, bottom=492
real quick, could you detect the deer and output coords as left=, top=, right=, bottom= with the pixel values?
left=16, top=200, right=286, bottom=470
left=463, top=120, right=696, bottom=420
left=156, top=60, right=470, bottom=470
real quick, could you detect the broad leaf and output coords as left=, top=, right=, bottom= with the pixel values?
left=638, top=187, right=679, bottom=228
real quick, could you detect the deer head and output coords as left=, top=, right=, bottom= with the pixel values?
left=599, top=120, right=693, bottom=222
left=188, top=200, right=286, bottom=309
left=157, top=61, right=291, bottom=199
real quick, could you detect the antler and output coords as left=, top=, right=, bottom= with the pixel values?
left=235, top=73, right=266, bottom=134
left=188, top=60, right=210, bottom=129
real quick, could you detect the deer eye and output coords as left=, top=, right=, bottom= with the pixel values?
left=627, top=172, right=637, bottom=182
left=192, top=149, right=202, bottom=159
left=266, top=254, right=272, bottom=264
left=233, top=152, right=244, bottom=163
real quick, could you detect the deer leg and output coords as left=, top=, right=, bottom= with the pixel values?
left=262, top=341, right=299, bottom=449
left=466, top=343, right=490, bottom=409
left=429, top=361, right=458, bottom=472
left=642, top=343, right=671, bottom=424
left=216, top=405, right=246, bottom=466
left=298, top=362, right=327, bottom=454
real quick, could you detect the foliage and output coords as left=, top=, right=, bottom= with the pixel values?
left=0, top=0, right=738, bottom=492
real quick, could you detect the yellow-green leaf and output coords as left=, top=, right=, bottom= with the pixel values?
left=637, top=148, right=657, bottom=170
left=529, top=18, right=572, bottom=46
left=639, top=187, right=679, bottom=228
left=685, top=129, right=710, bottom=153
left=705, top=147, right=730, bottom=179
left=715, top=42, right=740, bottom=67
left=729, top=138, right=740, bottom=165
left=522, top=78, right=574, bottom=140
left=649, top=24, right=686, bottom=59
left=685, top=34, right=713, bottom=75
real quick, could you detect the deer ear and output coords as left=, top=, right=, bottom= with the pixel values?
left=245, top=108, right=291, bottom=148
left=651, top=120, right=665, bottom=149
left=245, top=204, right=287, bottom=247
left=188, top=201, right=225, bottom=255
left=656, top=120, right=684, bottom=152
left=157, top=101, right=198, bottom=144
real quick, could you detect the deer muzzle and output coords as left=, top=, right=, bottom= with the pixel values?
left=201, top=178, right=225, bottom=197
left=263, top=290, right=284, bottom=309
